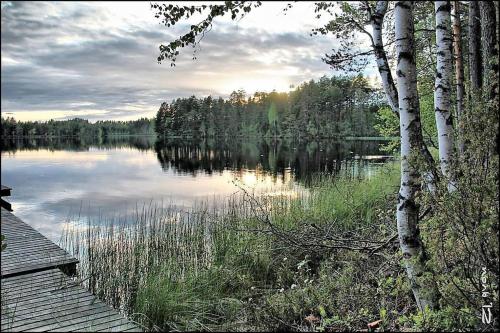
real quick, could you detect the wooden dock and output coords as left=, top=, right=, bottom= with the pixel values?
left=1, top=209, right=78, bottom=278
left=1, top=185, right=11, bottom=196
left=1, top=185, right=12, bottom=211
left=1, top=193, right=141, bottom=332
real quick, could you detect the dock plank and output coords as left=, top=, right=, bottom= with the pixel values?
left=1, top=207, right=141, bottom=332
left=96, top=322, right=141, bottom=332
left=1, top=269, right=141, bottom=332
left=1, top=208, right=78, bottom=278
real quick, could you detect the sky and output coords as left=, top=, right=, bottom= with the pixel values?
left=1, top=1, right=376, bottom=122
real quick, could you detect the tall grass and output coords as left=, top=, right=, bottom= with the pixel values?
left=61, top=187, right=297, bottom=328
left=61, top=162, right=400, bottom=331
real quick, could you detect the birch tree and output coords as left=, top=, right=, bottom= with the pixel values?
left=357, top=1, right=440, bottom=189
left=452, top=1, right=465, bottom=154
left=497, top=2, right=500, bottom=44
left=434, top=1, right=455, bottom=190
left=395, top=1, right=438, bottom=311
left=368, top=2, right=439, bottom=190
left=152, top=0, right=443, bottom=311
left=370, top=1, right=399, bottom=115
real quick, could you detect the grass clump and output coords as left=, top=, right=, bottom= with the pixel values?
left=63, top=162, right=417, bottom=331
left=136, top=264, right=248, bottom=331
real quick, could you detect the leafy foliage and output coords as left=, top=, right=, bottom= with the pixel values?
left=152, top=1, right=262, bottom=65
left=312, top=1, right=376, bottom=73
left=416, top=91, right=499, bottom=332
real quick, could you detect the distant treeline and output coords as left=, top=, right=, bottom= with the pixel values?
left=0, top=117, right=155, bottom=137
left=1, top=75, right=383, bottom=139
left=155, top=75, right=384, bottom=139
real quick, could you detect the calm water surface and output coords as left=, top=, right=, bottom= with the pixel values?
left=1, top=137, right=391, bottom=241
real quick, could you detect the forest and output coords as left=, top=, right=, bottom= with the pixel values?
left=154, top=75, right=383, bottom=138
left=1, top=75, right=383, bottom=140
left=0, top=117, right=155, bottom=137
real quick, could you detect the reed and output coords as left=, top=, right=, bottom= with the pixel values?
left=61, top=162, right=399, bottom=331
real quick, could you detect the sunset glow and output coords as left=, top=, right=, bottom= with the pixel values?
left=1, top=1, right=341, bottom=122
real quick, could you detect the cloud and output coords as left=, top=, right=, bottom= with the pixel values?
left=1, top=1, right=338, bottom=121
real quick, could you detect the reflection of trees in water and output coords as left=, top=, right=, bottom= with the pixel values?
left=1, top=136, right=156, bottom=153
left=153, top=138, right=386, bottom=182
left=1, top=136, right=388, bottom=183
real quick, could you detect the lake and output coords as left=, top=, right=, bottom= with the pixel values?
left=0, top=136, right=391, bottom=241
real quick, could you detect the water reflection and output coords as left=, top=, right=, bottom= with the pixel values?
left=155, top=137, right=388, bottom=183
left=1, top=136, right=155, bottom=152
left=1, top=136, right=391, bottom=241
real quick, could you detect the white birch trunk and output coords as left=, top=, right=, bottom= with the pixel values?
left=370, top=1, right=438, bottom=193
left=371, top=1, right=399, bottom=116
left=395, top=1, right=438, bottom=312
left=434, top=1, right=455, bottom=191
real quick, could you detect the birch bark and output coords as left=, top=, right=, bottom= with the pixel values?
left=434, top=1, right=455, bottom=190
left=370, top=1, right=438, bottom=192
left=395, top=0, right=438, bottom=311
left=371, top=1, right=399, bottom=116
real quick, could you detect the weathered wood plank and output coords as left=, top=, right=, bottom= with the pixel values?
left=2, top=255, right=79, bottom=269
left=8, top=308, right=111, bottom=331
left=1, top=294, right=95, bottom=318
left=1, top=259, right=79, bottom=278
left=1, top=269, right=62, bottom=283
left=1, top=242, right=66, bottom=253
left=24, top=312, right=121, bottom=332
left=1, top=186, right=13, bottom=210
left=96, top=322, right=142, bottom=332
left=3, top=303, right=110, bottom=330
left=1, top=275, right=68, bottom=293
left=45, top=312, right=126, bottom=332
left=1, top=287, right=89, bottom=316
left=1, top=269, right=141, bottom=332
left=1, top=283, right=81, bottom=303
left=0, top=209, right=141, bottom=332
left=1, top=208, right=78, bottom=278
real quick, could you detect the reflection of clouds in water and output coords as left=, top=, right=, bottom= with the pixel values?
left=2, top=152, right=296, bottom=241
left=1, top=138, right=387, bottom=242
left=231, top=168, right=299, bottom=197
left=12, top=203, right=63, bottom=241
left=122, top=154, right=157, bottom=167
left=4, top=150, right=109, bottom=162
